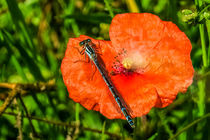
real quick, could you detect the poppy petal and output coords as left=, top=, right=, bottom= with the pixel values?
left=109, top=13, right=194, bottom=108
left=61, top=35, right=112, bottom=111
left=61, top=13, right=194, bottom=120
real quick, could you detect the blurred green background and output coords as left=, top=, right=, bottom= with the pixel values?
left=0, top=0, right=210, bottom=139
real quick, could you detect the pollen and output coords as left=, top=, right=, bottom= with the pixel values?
left=121, top=53, right=149, bottom=73
left=122, top=58, right=133, bottom=70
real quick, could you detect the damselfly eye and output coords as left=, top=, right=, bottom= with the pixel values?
left=79, top=41, right=85, bottom=46
left=87, top=39, right=91, bottom=42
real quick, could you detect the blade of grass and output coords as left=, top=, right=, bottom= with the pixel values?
left=6, top=0, right=36, bottom=55
left=186, top=99, right=193, bottom=140
left=2, top=30, right=44, bottom=81
left=158, top=111, right=173, bottom=137
left=101, top=121, right=106, bottom=140
left=10, top=56, right=28, bottom=82
left=0, top=64, right=6, bottom=82
left=141, top=0, right=152, bottom=10
left=61, top=13, right=112, bottom=24
left=2, top=31, right=28, bottom=82
left=125, top=0, right=140, bottom=13
left=169, top=113, right=210, bottom=140
left=104, top=0, right=114, bottom=18
left=15, top=44, right=44, bottom=81
left=2, top=30, right=46, bottom=117
left=206, top=20, right=210, bottom=66
left=148, top=133, right=158, bottom=140
left=68, top=0, right=80, bottom=36
left=154, top=0, right=167, bottom=14
left=133, top=117, right=140, bottom=139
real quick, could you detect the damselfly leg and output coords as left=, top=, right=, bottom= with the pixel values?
left=73, top=46, right=89, bottom=63
left=73, top=39, right=100, bottom=79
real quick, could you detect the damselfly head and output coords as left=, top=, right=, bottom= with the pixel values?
left=79, top=39, right=92, bottom=47
left=79, top=41, right=85, bottom=46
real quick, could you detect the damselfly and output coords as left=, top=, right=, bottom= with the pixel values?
left=77, top=39, right=135, bottom=128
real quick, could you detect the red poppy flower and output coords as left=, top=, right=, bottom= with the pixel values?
left=61, top=13, right=194, bottom=119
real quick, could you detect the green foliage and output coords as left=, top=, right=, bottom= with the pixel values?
left=0, top=0, right=210, bottom=139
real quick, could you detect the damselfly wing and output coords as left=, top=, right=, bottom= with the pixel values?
left=76, top=39, right=135, bottom=128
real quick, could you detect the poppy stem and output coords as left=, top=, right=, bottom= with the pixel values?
left=195, top=0, right=208, bottom=68
left=199, top=24, right=208, bottom=68
left=75, top=103, right=80, bottom=122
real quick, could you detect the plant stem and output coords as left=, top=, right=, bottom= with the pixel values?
left=101, top=121, right=106, bottom=140
left=18, top=95, right=38, bottom=138
left=206, top=20, right=210, bottom=66
left=199, top=24, right=208, bottom=67
left=75, top=103, right=80, bottom=122
left=169, top=113, right=210, bottom=140
left=104, top=0, right=114, bottom=18
left=195, top=0, right=208, bottom=68
left=3, top=112, right=122, bottom=139
left=0, top=90, right=17, bottom=116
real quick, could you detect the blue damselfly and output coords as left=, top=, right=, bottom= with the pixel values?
left=77, top=39, right=135, bottom=128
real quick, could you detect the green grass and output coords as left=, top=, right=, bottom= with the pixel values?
left=0, top=0, right=210, bottom=139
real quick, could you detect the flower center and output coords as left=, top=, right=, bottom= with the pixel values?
left=111, top=54, right=149, bottom=76
left=122, top=58, right=133, bottom=70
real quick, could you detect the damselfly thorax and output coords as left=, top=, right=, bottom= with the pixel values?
left=74, top=39, right=135, bottom=128
left=79, top=39, right=97, bottom=61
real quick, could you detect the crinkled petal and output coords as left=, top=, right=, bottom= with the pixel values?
left=109, top=13, right=194, bottom=108
left=61, top=35, right=111, bottom=111
left=61, top=13, right=194, bottom=120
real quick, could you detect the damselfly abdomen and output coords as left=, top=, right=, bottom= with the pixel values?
left=77, top=39, right=135, bottom=128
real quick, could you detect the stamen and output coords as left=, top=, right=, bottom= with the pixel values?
left=122, top=58, right=133, bottom=70
left=111, top=54, right=149, bottom=76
